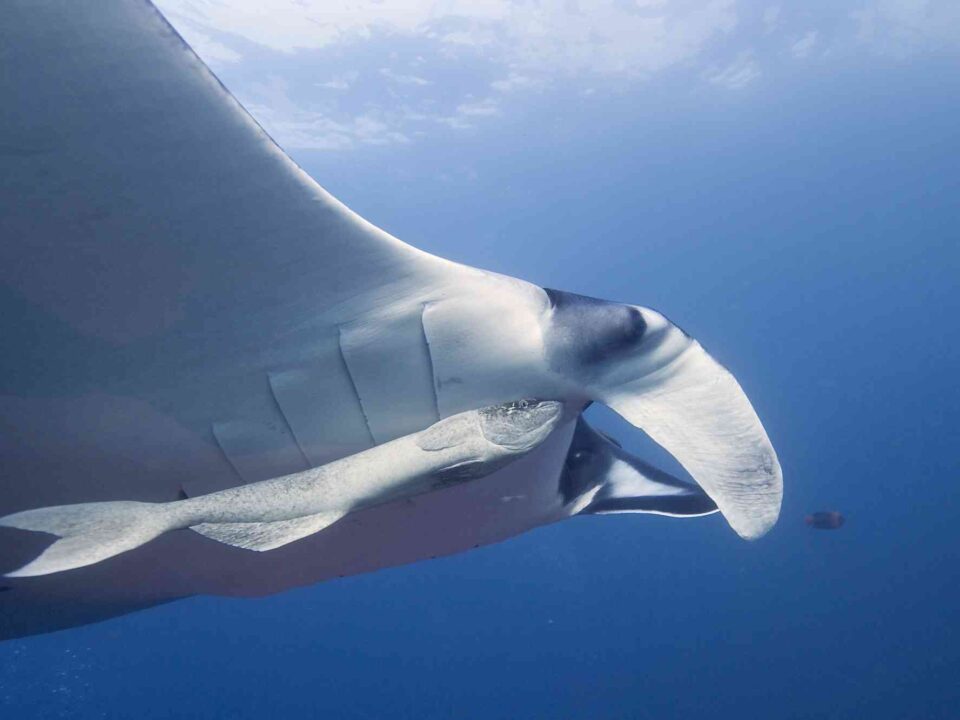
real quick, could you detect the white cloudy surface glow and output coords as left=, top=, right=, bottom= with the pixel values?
left=155, top=0, right=960, bottom=150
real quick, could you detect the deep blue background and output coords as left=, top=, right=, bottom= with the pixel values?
left=2, top=56, right=958, bottom=719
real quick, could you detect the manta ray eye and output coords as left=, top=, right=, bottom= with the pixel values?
left=578, top=305, right=646, bottom=365
left=566, top=449, right=593, bottom=469
left=544, top=289, right=647, bottom=374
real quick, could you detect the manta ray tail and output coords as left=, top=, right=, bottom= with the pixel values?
left=0, top=501, right=172, bottom=578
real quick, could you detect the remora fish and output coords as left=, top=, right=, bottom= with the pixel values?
left=1, top=400, right=563, bottom=578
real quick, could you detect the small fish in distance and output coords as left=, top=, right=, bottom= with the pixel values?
left=805, top=511, right=845, bottom=530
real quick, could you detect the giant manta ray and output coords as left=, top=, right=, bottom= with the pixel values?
left=0, top=0, right=782, bottom=639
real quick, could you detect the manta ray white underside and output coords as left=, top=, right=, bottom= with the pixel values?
left=0, top=0, right=781, bottom=639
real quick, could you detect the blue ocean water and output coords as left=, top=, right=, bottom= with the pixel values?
left=1, top=47, right=958, bottom=720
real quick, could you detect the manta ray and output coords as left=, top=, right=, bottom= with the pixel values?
left=0, top=0, right=782, bottom=640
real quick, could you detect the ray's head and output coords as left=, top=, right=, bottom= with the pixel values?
left=542, top=289, right=693, bottom=390
left=541, top=288, right=783, bottom=540
left=478, top=399, right=564, bottom=453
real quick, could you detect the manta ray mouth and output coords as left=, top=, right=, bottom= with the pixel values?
left=599, top=335, right=782, bottom=540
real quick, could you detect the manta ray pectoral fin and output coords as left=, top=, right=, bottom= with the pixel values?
left=190, top=510, right=348, bottom=552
